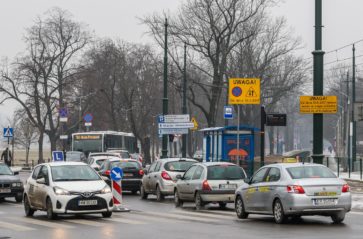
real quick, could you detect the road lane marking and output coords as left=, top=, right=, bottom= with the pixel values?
left=173, top=210, right=234, bottom=220
left=0, top=221, right=34, bottom=231
left=12, top=217, right=74, bottom=229
left=136, top=211, right=218, bottom=223
left=123, top=213, right=184, bottom=224
left=62, top=219, right=107, bottom=226
left=200, top=209, right=236, bottom=216
left=104, top=217, right=147, bottom=225
left=350, top=211, right=363, bottom=216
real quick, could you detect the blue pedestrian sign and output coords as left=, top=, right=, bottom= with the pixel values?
left=224, top=106, right=233, bottom=119
left=52, top=151, right=64, bottom=161
left=3, top=127, right=13, bottom=138
left=111, top=167, right=123, bottom=181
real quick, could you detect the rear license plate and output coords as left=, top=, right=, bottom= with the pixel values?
left=124, top=173, right=133, bottom=177
left=313, top=198, right=337, bottom=206
left=0, top=188, right=11, bottom=193
left=220, top=184, right=237, bottom=189
left=78, top=200, right=98, bottom=206
left=314, top=192, right=337, bottom=196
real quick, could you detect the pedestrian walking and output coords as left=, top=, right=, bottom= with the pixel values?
left=1, top=147, right=12, bottom=167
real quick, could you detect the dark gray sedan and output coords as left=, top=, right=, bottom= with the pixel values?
left=0, top=163, right=23, bottom=202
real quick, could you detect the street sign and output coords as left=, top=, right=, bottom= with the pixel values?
left=111, top=167, right=124, bottom=181
left=83, top=113, right=93, bottom=122
left=60, top=117, right=68, bottom=122
left=52, top=151, right=64, bottom=161
left=224, top=106, right=233, bottom=119
left=158, top=114, right=190, bottom=123
left=266, top=114, right=287, bottom=126
left=354, top=102, right=363, bottom=121
left=191, top=117, right=198, bottom=131
left=300, top=96, right=337, bottom=114
left=85, top=122, right=92, bottom=127
left=158, top=128, right=189, bottom=135
left=3, top=127, right=13, bottom=138
left=59, top=108, right=68, bottom=118
left=60, top=135, right=68, bottom=140
left=158, top=122, right=194, bottom=129
left=228, top=78, right=260, bottom=105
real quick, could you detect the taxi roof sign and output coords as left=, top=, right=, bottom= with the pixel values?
left=228, top=78, right=260, bottom=105
left=282, top=157, right=299, bottom=163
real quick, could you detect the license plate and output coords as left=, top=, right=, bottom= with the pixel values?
left=313, top=198, right=337, bottom=206
left=78, top=200, right=98, bottom=206
left=220, top=184, right=237, bottom=189
left=124, top=173, right=133, bottom=177
left=314, top=192, right=337, bottom=196
left=0, top=188, right=11, bottom=193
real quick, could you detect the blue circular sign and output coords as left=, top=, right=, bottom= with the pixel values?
left=83, top=113, right=93, bottom=122
left=232, top=87, right=242, bottom=97
left=110, top=167, right=123, bottom=181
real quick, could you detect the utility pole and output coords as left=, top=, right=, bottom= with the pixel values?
left=182, top=43, right=187, bottom=158
left=312, top=0, right=325, bottom=164
left=352, top=44, right=357, bottom=169
left=346, top=71, right=351, bottom=175
left=161, top=18, right=169, bottom=158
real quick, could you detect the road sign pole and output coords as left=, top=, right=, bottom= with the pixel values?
left=162, top=18, right=169, bottom=159
left=260, top=106, right=266, bottom=167
left=182, top=43, right=187, bottom=158
left=7, top=136, right=10, bottom=166
left=237, top=105, right=240, bottom=166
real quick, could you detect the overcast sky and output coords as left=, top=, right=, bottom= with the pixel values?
left=1, top=0, right=363, bottom=125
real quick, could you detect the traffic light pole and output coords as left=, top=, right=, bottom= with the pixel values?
left=161, top=19, right=169, bottom=159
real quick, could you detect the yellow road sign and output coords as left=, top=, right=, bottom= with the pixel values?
left=191, top=117, right=198, bottom=131
left=300, top=96, right=337, bottom=114
left=228, top=78, right=260, bottom=104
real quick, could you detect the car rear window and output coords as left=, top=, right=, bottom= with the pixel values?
left=111, top=161, right=141, bottom=169
left=96, top=159, right=105, bottom=166
left=286, top=166, right=337, bottom=179
left=207, top=165, right=246, bottom=180
left=164, top=161, right=195, bottom=172
left=120, top=152, right=130, bottom=158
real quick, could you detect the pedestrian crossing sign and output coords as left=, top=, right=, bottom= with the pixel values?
left=228, top=78, right=260, bottom=105
left=3, top=127, right=13, bottom=138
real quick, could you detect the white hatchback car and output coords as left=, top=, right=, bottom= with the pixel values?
left=23, top=162, right=113, bottom=219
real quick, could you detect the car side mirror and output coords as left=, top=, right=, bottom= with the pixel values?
left=36, top=178, right=46, bottom=184
left=13, top=171, right=19, bottom=175
left=176, top=174, right=182, bottom=180
left=244, top=178, right=251, bottom=184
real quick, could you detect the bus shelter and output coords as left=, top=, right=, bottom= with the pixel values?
left=200, top=125, right=257, bottom=177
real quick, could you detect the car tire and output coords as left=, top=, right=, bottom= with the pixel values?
left=235, top=196, right=248, bottom=219
left=0, top=197, right=5, bottom=202
left=273, top=199, right=287, bottom=224
left=156, top=185, right=164, bottom=202
left=15, top=194, right=23, bottom=203
left=24, top=196, right=35, bottom=217
left=219, top=202, right=227, bottom=209
left=174, top=190, right=183, bottom=207
left=102, top=211, right=112, bottom=218
left=195, top=192, right=204, bottom=210
left=140, top=185, right=148, bottom=200
left=46, top=198, right=58, bottom=220
left=331, top=212, right=346, bottom=223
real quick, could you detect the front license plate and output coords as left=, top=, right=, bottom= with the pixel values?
left=220, top=184, right=237, bottom=189
left=78, top=200, right=98, bottom=206
left=314, top=191, right=337, bottom=196
left=0, top=188, right=11, bottom=193
left=313, top=198, right=337, bottom=206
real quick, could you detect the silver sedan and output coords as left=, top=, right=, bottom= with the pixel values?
left=235, top=163, right=351, bottom=224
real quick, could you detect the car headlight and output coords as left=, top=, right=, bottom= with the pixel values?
left=12, top=182, right=22, bottom=187
left=53, top=186, right=70, bottom=195
left=100, top=185, right=112, bottom=194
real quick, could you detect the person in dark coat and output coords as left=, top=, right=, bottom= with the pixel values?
left=1, top=147, right=12, bottom=167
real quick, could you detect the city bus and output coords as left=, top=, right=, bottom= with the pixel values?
left=71, top=131, right=138, bottom=156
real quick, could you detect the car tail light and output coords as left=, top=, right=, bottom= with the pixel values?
left=105, top=170, right=111, bottom=176
left=161, top=171, right=172, bottom=180
left=342, top=184, right=350, bottom=193
left=139, top=169, right=144, bottom=176
left=287, top=185, right=305, bottom=194
left=202, top=180, right=212, bottom=191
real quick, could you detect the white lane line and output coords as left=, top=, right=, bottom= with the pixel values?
left=200, top=209, right=236, bottom=216
left=62, top=219, right=107, bottom=227
left=350, top=211, right=363, bottom=216
left=173, top=210, right=234, bottom=220
left=137, top=211, right=218, bottom=223
left=122, top=213, right=184, bottom=224
left=0, top=221, right=34, bottom=231
left=104, top=217, right=147, bottom=225
left=12, top=217, right=74, bottom=229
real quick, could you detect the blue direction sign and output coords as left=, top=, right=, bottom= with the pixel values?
left=224, top=106, right=233, bottom=119
left=52, top=151, right=64, bottom=161
left=111, top=167, right=123, bottom=181
left=3, top=127, right=13, bottom=138
left=83, top=113, right=93, bottom=123
left=59, top=108, right=68, bottom=118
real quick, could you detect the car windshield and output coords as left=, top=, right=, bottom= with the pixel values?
left=286, top=166, right=337, bottom=179
left=111, top=161, right=141, bottom=169
left=51, top=165, right=100, bottom=181
left=0, top=164, right=13, bottom=175
left=164, top=161, right=195, bottom=172
left=207, top=165, right=246, bottom=180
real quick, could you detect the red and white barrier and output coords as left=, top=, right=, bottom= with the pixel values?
left=112, top=180, right=122, bottom=206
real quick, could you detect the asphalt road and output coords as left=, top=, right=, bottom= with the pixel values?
left=0, top=172, right=362, bottom=239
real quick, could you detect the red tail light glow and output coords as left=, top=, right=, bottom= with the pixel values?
left=139, top=169, right=144, bottom=176
left=342, top=184, right=350, bottom=193
left=161, top=171, right=172, bottom=180
left=105, top=170, right=111, bottom=176
left=287, top=185, right=305, bottom=194
left=202, top=180, right=212, bottom=191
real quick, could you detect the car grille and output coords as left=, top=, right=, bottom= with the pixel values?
left=0, top=183, right=10, bottom=188
left=65, top=196, right=108, bottom=211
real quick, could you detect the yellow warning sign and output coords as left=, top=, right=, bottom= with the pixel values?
left=300, top=96, right=337, bottom=114
left=191, top=117, right=198, bottom=131
left=228, top=78, right=260, bottom=105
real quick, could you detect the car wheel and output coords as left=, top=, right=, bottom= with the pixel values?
left=235, top=196, right=248, bottom=219
left=331, top=212, right=346, bottom=223
left=102, top=211, right=112, bottom=218
left=156, top=185, right=164, bottom=202
left=0, top=197, right=5, bottom=203
left=15, top=194, right=23, bottom=203
left=195, top=192, right=204, bottom=210
left=219, top=202, right=227, bottom=209
left=46, top=198, right=58, bottom=220
left=174, top=190, right=183, bottom=207
left=140, top=185, right=148, bottom=200
left=24, top=196, right=35, bottom=217
left=273, top=199, right=287, bottom=224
